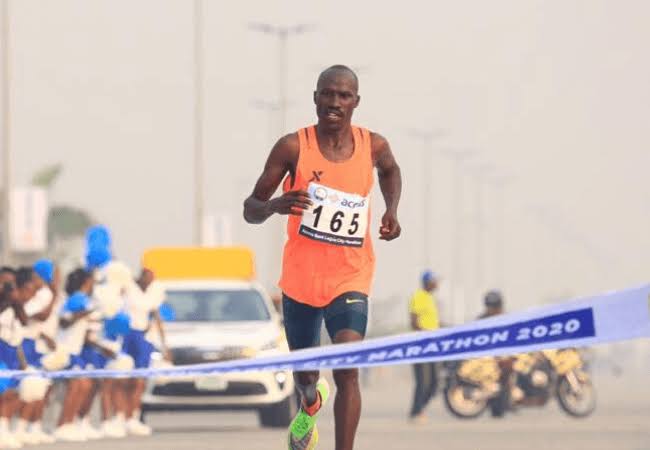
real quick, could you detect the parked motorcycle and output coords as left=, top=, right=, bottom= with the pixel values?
left=443, top=348, right=596, bottom=418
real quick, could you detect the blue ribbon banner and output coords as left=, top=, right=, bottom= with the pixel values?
left=3, top=284, right=650, bottom=380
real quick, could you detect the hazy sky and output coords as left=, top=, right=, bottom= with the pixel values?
left=4, top=0, right=650, bottom=322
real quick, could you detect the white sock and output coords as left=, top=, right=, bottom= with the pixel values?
left=115, top=413, right=125, bottom=424
left=132, top=410, right=141, bottom=422
left=15, top=418, right=28, bottom=433
left=0, top=417, right=9, bottom=432
left=29, top=421, right=42, bottom=432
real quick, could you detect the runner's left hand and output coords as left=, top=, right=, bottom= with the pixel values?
left=379, top=211, right=401, bottom=241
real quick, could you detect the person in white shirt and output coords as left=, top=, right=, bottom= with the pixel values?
left=0, top=267, right=25, bottom=449
left=24, top=260, right=61, bottom=444
left=14, top=267, right=56, bottom=446
left=54, top=268, right=102, bottom=442
left=81, top=261, right=134, bottom=440
left=122, top=268, right=168, bottom=436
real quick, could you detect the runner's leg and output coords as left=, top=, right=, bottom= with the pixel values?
left=332, top=331, right=363, bottom=450
left=325, top=292, right=368, bottom=450
left=282, top=294, right=323, bottom=405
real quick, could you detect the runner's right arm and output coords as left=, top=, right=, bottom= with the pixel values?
left=243, top=134, right=312, bottom=224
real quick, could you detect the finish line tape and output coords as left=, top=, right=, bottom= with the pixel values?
left=3, top=284, right=650, bottom=380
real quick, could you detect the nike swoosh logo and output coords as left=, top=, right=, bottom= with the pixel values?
left=346, top=299, right=366, bottom=304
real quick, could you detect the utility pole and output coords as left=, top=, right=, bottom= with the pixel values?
left=405, top=128, right=447, bottom=269
left=248, top=23, right=314, bottom=286
left=248, top=23, right=315, bottom=136
left=1, top=0, right=11, bottom=264
left=466, top=163, right=495, bottom=297
left=441, top=148, right=475, bottom=324
left=250, top=99, right=281, bottom=146
left=492, top=174, right=513, bottom=290
left=193, top=0, right=205, bottom=246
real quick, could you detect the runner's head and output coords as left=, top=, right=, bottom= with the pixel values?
left=421, top=270, right=438, bottom=292
left=314, top=65, right=360, bottom=132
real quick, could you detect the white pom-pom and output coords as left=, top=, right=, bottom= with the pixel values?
left=93, top=284, right=123, bottom=317
left=19, top=369, right=51, bottom=402
left=106, top=353, right=135, bottom=371
left=150, top=356, right=174, bottom=385
left=104, top=261, right=133, bottom=290
left=41, top=349, right=70, bottom=371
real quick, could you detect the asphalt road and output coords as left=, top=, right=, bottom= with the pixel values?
left=33, top=364, right=650, bottom=450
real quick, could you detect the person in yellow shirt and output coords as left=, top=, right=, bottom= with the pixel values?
left=408, top=270, right=441, bottom=422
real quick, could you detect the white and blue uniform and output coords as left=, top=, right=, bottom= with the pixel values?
left=0, top=306, right=23, bottom=388
left=123, top=283, right=165, bottom=369
left=57, top=293, right=93, bottom=369
left=86, top=262, right=134, bottom=369
left=21, top=286, right=55, bottom=368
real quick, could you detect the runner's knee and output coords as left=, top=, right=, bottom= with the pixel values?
left=333, top=368, right=359, bottom=388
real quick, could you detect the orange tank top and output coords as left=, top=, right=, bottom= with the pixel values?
left=279, top=125, right=376, bottom=307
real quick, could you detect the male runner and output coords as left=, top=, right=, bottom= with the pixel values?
left=244, top=65, right=402, bottom=450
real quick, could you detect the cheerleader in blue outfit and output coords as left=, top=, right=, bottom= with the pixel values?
left=122, top=268, right=168, bottom=436
left=0, top=267, right=25, bottom=449
left=54, top=268, right=105, bottom=442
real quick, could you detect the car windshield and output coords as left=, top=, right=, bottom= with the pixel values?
left=162, top=289, right=271, bottom=322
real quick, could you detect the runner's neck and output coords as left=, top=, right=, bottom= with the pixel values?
left=314, top=123, right=355, bottom=161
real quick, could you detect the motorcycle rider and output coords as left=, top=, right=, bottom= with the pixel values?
left=478, top=290, right=504, bottom=319
left=477, top=290, right=512, bottom=416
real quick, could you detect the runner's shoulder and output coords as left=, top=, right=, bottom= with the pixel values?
left=369, top=131, right=391, bottom=161
left=272, top=132, right=300, bottom=165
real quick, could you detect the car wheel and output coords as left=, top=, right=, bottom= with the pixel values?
left=258, top=393, right=297, bottom=428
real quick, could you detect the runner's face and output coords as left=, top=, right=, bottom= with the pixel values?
left=314, top=73, right=359, bottom=131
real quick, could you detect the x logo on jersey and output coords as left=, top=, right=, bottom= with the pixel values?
left=309, top=171, right=324, bottom=182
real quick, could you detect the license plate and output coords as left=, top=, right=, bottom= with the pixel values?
left=195, top=376, right=228, bottom=391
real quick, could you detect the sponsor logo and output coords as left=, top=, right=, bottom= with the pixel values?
left=313, top=187, right=327, bottom=201
left=340, top=198, right=366, bottom=209
left=309, top=170, right=324, bottom=182
left=346, top=298, right=366, bottom=305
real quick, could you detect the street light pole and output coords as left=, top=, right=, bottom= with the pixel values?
left=441, top=148, right=475, bottom=324
left=1, top=0, right=11, bottom=264
left=250, top=99, right=281, bottom=146
left=193, top=0, right=205, bottom=246
left=248, top=23, right=314, bottom=135
left=492, top=174, right=513, bottom=290
left=405, top=128, right=447, bottom=269
left=466, top=163, right=495, bottom=300
left=248, top=23, right=314, bottom=287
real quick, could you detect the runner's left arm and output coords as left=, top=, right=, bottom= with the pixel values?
left=371, top=133, right=402, bottom=241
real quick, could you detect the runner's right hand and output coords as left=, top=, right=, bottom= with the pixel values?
left=269, top=190, right=312, bottom=216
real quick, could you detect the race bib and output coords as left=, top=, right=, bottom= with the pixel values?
left=299, top=182, right=369, bottom=247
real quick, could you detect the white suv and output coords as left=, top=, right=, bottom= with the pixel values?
left=141, top=279, right=296, bottom=427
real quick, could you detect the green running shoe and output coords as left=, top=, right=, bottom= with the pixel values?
left=288, top=378, right=330, bottom=450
